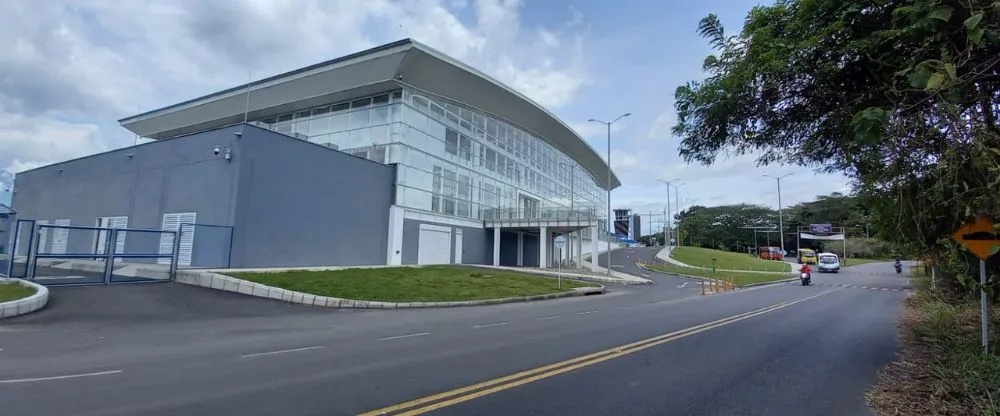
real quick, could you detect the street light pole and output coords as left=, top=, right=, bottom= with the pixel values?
left=657, top=178, right=680, bottom=248
left=589, top=113, right=631, bottom=278
left=674, top=183, right=685, bottom=247
left=763, top=173, right=794, bottom=255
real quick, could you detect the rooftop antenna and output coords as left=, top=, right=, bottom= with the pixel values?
left=239, top=70, right=253, bottom=136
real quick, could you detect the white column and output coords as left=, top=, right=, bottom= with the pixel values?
left=386, top=206, right=405, bottom=265
left=566, top=233, right=572, bottom=267
left=516, top=231, right=524, bottom=266
left=493, top=227, right=501, bottom=266
left=576, top=231, right=583, bottom=269
left=539, top=226, right=548, bottom=269
left=590, top=225, right=599, bottom=272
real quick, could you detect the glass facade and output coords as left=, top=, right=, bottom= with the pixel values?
left=256, top=89, right=607, bottom=225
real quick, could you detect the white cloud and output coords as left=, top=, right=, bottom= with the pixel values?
left=0, top=0, right=590, bottom=178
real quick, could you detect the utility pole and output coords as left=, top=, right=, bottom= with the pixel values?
left=657, top=178, right=680, bottom=248
left=763, top=174, right=793, bottom=255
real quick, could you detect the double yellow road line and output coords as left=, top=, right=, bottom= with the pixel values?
left=359, top=288, right=841, bottom=416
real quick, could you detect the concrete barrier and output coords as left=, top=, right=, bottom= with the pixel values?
left=0, top=279, right=50, bottom=319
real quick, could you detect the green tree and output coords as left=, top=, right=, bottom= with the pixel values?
left=677, top=204, right=777, bottom=250
left=673, top=0, right=1000, bottom=297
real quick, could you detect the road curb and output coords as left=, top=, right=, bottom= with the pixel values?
left=174, top=270, right=606, bottom=309
left=0, top=278, right=50, bottom=319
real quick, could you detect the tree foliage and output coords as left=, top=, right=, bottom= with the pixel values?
left=676, top=203, right=778, bottom=250
left=674, top=0, right=1000, bottom=298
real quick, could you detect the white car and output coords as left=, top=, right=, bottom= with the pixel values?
left=817, top=253, right=841, bottom=273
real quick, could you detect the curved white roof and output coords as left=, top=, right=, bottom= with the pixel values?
left=119, top=39, right=621, bottom=190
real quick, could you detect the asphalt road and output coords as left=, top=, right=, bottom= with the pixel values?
left=0, top=254, right=907, bottom=416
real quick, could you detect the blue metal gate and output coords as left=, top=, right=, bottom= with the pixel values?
left=0, top=206, right=14, bottom=277
left=27, top=224, right=179, bottom=286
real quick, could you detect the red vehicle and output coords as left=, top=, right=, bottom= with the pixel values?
left=758, top=246, right=784, bottom=261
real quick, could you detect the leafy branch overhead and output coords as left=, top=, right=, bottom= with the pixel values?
left=673, top=0, right=999, bottom=296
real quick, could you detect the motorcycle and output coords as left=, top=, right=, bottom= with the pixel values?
left=800, top=271, right=812, bottom=286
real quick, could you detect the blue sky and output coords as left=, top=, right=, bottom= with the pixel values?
left=0, top=0, right=850, bottom=227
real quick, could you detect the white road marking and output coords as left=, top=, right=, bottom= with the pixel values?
left=611, top=265, right=624, bottom=268
left=577, top=310, right=599, bottom=315
left=472, top=322, right=508, bottom=329
left=642, top=274, right=651, bottom=277
left=676, top=282, right=691, bottom=288
left=240, top=345, right=325, bottom=358
left=535, top=315, right=561, bottom=321
left=379, top=332, right=430, bottom=341
left=0, top=370, right=123, bottom=384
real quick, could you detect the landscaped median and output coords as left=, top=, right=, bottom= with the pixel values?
left=175, top=266, right=604, bottom=308
left=0, top=279, right=49, bottom=318
left=639, top=263, right=795, bottom=287
left=669, top=246, right=792, bottom=272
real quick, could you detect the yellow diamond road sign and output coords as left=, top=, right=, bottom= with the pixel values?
left=952, top=217, right=1000, bottom=261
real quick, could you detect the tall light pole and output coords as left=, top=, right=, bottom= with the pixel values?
left=589, top=113, right=631, bottom=277
left=657, top=178, right=680, bottom=248
left=674, top=183, right=685, bottom=247
left=763, top=173, right=793, bottom=255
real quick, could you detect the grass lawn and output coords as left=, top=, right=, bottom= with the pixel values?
left=228, top=266, right=598, bottom=303
left=0, top=282, right=37, bottom=302
left=647, top=264, right=794, bottom=286
left=670, top=246, right=791, bottom=272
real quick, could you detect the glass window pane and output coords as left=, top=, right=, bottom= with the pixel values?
left=351, top=98, right=371, bottom=108
left=373, top=94, right=390, bottom=104
left=330, top=113, right=348, bottom=131
left=331, top=102, right=349, bottom=113
left=370, top=125, right=389, bottom=145
left=349, top=128, right=370, bottom=148
left=372, top=105, right=389, bottom=125
left=445, top=129, right=458, bottom=155
left=310, top=115, right=331, bottom=136
left=350, top=109, right=370, bottom=129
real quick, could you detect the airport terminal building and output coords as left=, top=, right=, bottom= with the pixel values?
left=8, top=39, right=619, bottom=271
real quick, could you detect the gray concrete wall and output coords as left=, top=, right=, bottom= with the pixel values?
left=400, top=217, right=488, bottom=265
left=11, top=126, right=242, bottom=261
left=231, top=125, right=395, bottom=267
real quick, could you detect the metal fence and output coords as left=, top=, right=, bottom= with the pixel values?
left=0, top=206, right=14, bottom=277
left=178, top=223, right=234, bottom=269
left=28, top=224, right=177, bottom=286
left=6, top=219, right=34, bottom=278
left=483, top=207, right=601, bottom=222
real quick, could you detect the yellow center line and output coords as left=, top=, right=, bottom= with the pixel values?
left=358, top=288, right=841, bottom=416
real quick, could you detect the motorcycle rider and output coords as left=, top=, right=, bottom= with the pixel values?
left=800, top=263, right=812, bottom=274
left=894, top=257, right=902, bottom=272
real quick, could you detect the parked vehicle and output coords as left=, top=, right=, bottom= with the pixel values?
left=798, top=248, right=818, bottom=265
left=758, top=246, right=784, bottom=261
left=817, top=252, right=840, bottom=273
